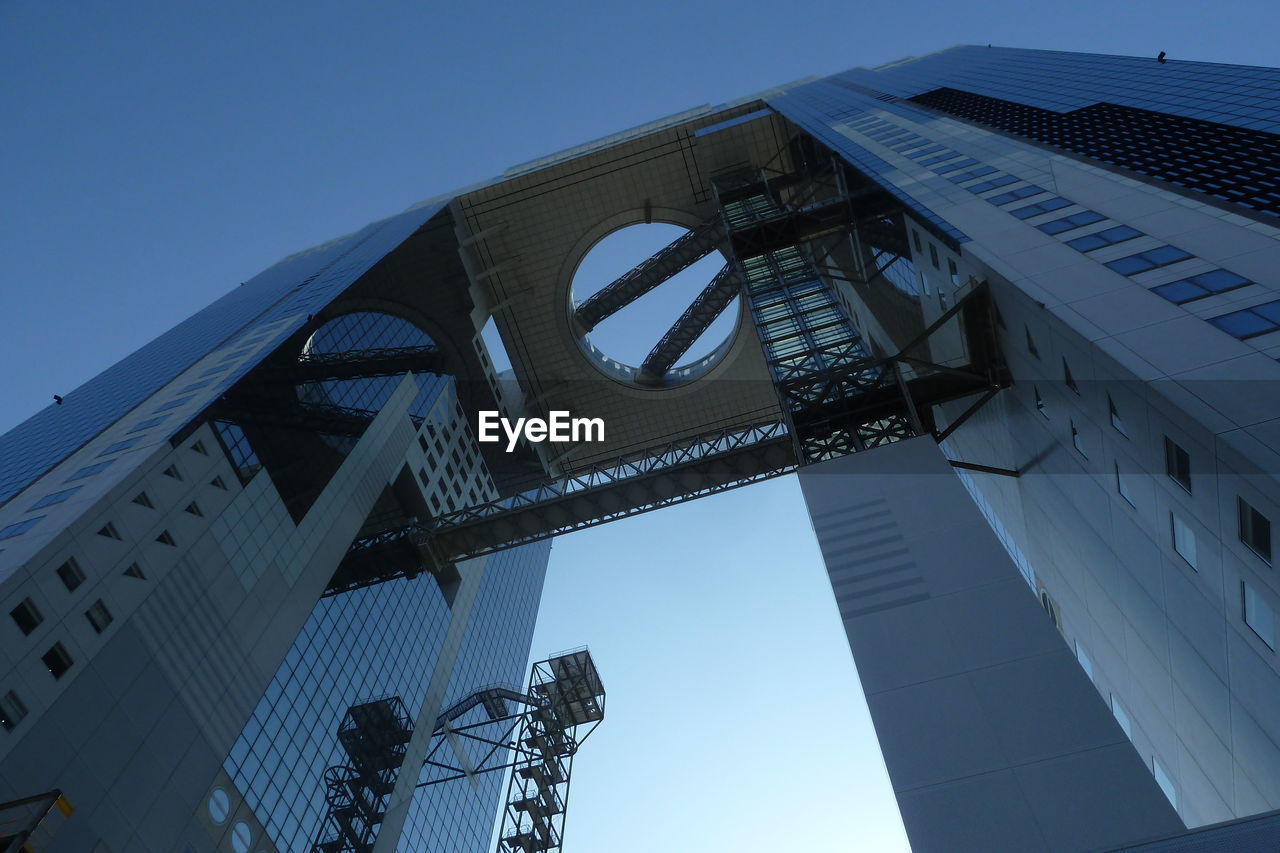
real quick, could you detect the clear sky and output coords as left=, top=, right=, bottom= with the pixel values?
left=3, top=2, right=1279, bottom=850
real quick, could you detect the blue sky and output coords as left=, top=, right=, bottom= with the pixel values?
left=3, top=2, right=1279, bottom=850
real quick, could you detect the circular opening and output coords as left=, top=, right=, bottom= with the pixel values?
left=570, top=223, right=739, bottom=386
left=207, top=788, right=230, bottom=825
left=230, top=821, right=252, bottom=853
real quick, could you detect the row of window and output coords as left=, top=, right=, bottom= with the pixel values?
left=2, top=449, right=229, bottom=735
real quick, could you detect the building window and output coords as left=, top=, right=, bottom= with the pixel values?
left=988, top=185, right=1045, bottom=206
left=0, top=690, right=28, bottom=732
left=96, top=523, right=122, bottom=540
left=123, top=562, right=146, bottom=580
left=9, top=598, right=43, bottom=636
left=1243, top=581, right=1277, bottom=650
left=1010, top=196, right=1071, bottom=219
left=1070, top=420, right=1087, bottom=457
left=98, top=437, right=141, bottom=457
left=56, top=558, right=86, bottom=592
left=183, top=502, right=203, bottom=517
left=1115, top=464, right=1135, bottom=507
left=1040, top=590, right=1058, bottom=627
left=1239, top=497, right=1273, bottom=563
left=947, top=258, right=958, bottom=278
left=1152, top=757, right=1177, bottom=810
left=1104, top=245, right=1193, bottom=276
left=1171, top=514, right=1197, bottom=569
left=1063, top=358, right=1079, bottom=394
left=207, top=789, right=231, bottom=824
left=0, top=518, right=42, bottom=541
left=1108, top=395, right=1126, bottom=436
left=1037, top=209, right=1104, bottom=235
left=911, top=230, right=922, bottom=253
left=1164, top=437, right=1191, bottom=493
left=1208, top=299, right=1280, bottom=339
left=65, top=459, right=114, bottom=481
left=156, top=530, right=177, bottom=546
left=132, top=491, right=154, bottom=508
left=1111, top=695, right=1132, bottom=738
left=28, top=487, right=81, bottom=510
left=210, top=476, right=228, bottom=491
left=41, top=643, right=74, bottom=679
left=85, top=600, right=113, bottom=634
left=1065, top=225, right=1142, bottom=252
left=231, top=822, right=252, bottom=853
left=929, top=243, right=940, bottom=269
left=1152, top=269, right=1251, bottom=305
left=162, top=464, right=183, bottom=481
left=1034, top=386, right=1048, bottom=418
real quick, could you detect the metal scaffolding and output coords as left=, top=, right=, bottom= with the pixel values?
left=416, top=649, right=606, bottom=853
left=313, top=697, right=416, bottom=853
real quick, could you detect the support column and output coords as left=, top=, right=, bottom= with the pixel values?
left=798, top=436, right=1183, bottom=853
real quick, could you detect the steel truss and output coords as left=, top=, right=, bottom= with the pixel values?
left=638, top=263, right=741, bottom=383
left=251, top=345, right=445, bottom=385
left=572, top=219, right=727, bottom=333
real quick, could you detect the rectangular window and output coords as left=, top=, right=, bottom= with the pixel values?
left=28, top=486, right=82, bottom=511
left=1151, top=269, right=1250, bottom=305
left=1010, top=197, right=1072, bottom=219
left=9, top=598, right=43, bottom=636
left=127, top=415, right=169, bottom=434
left=1152, top=758, right=1177, bottom=810
left=0, top=517, right=42, bottom=541
left=929, top=243, right=940, bottom=269
left=98, top=437, right=142, bottom=457
left=56, top=558, right=86, bottom=592
left=947, top=258, right=958, bottom=278
left=66, top=460, right=114, bottom=482
left=1244, top=581, right=1277, bottom=649
left=1115, top=464, right=1135, bottom=507
left=41, top=643, right=74, bottom=679
left=988, top=185, right=1044, bottom=206
left=1171, top=514, right=1197, bottom=569
left=1104, top=245, right=1193, bottom=276
left=911, top=230, right=922, bottom=253
left=1239, top=497, right=1273, bottom=563
left=1208, top=299, right=1280, bottom=340
left=1037, top=209, right=1105, bottom=235
left=1164, top=437, right=1191, bottom=492
left=966, top=175, right=1019, bottom=194
left=85, top=600, right=113, bottom=634
left=0, top=690, right=28, bottom=732
left=1065, top=225, right=1143, bottom=252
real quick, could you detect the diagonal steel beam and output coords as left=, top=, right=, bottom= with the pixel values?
left=573, top=219, right=726, bottom=332
left=638, top=263, right=741, bottom=382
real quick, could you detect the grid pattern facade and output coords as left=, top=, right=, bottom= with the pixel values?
left=910, top=88, right=1280, bottom=218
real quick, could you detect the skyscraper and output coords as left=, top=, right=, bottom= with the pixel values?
left=3, top=45, right=1280, bottom=853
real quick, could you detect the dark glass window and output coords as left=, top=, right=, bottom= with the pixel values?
left=1239, top=497, right=1273, bottom=563
left=1209, top=300, right=1280, bottom=339
left=988, top=185, right=1044, bottom=206
left=66, top=460, right=114, bottom=482
left=98, top=437, right=141, bottom=456
left=28, top=486, right=81, bottom=510
left=1063, top=358, right=1079, bottom=394
left=1010, top=197, right=1072, bottom=219
left=0, top=690, right=28, bottom=732
left=127, top=415, right=169, bottom=434
left=9, top=598, right=42, bottom=635
left=929, top=244, right=940, bottom=269
left=967, top=175, right=1019, bottom=194
left=1104, top=246, right=1193, bottom=276
left=57, top=557, right=86, bottom=591
left=85, top=600, right=113, bottom=634
left=911, top=230, right=922, bottom=252
left=1026, top=326, right=1040, bottom=359
left=1152, top=269, right=1251, bottom=304
left=1065, top=225, right=1143, bottom=252
left=1037, top=210, right=1105, bottom=235
left=1108, top=395, right=1126, bottom=436
left=1165, top=437, right=1192, bottom=492
left=0, top=518, right=42, bottom=541
left=41, top=643, right=73, bottom=679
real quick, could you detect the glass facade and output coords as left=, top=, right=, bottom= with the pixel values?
left=0, top=201, right=447, bottom=509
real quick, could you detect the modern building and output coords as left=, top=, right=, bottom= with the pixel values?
left=3, top=45, right=1280, bottom=853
